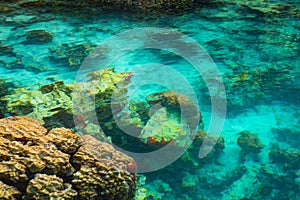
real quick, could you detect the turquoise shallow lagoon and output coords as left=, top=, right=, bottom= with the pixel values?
left=0, top=1, right=299, bottom=199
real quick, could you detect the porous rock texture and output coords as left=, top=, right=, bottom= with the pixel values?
left=0, top=116, right=136, bottom=200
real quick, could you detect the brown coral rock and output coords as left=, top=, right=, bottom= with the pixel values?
left=30, top=144, right=74, bottom=176
left=72, top=164, right=135, bottom=200
left=0, top=116, right=136, bottom=199
left=0, top=116, right=47, bottom=143
left=0, top=119, right=74, bottom=177
left=0, top=180, right=21, bottom=200
left=25, top=174, right=77, bottom=200
left=46, top=128, right=81, bottom=154
left=73, top=135, right=135, bottom=171
left=72, top=135, right=136, bottom=200
left=0, top=137, right=45, bottom=173
left=0, top=161, right=28, bottom=183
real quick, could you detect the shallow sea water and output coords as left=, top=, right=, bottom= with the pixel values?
left=0, top=1, right=299, bottom=200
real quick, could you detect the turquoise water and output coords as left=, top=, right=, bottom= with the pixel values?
left=1, top=1, right=300, bottom=199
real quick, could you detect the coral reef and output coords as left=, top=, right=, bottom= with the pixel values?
left=134, top=175, right=147, bottom=200
left=141, top=130, right=227, bottom=199
left=73, top=68, right=203, bottom=152
left=1, top=68, right=202, bottom=151
left=256, top=144, right=300, bottom=199
left=258, top=164, right=299, bottom=199
left=144, top=179, right=172, bottom=199
left=45, top=128, right=81, bottom=154
left=72, top=68, right=138, bottom=143
left=0, top=67, right=215, bottom=199
left=0, top=116, right=136, bottom=200
left=269, top=144, right=300, bottom=170
left=0, top=0, right=299, bottom=199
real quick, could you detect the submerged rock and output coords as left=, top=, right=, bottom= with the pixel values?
left=49, top=43, right=93, bottom=68
left=0, top=42, right=15, bottom=56
left=0, top=116, right=136, bottom=200
left=178, top=130, right=225, bottom=168
left=196, top=165, right=247, bottom=190
left=24, top=30, right=53, bottom=45
left=237, top=131, right=264, bottom=154
left=258, top=163, right=299, bottom=199
left=269, top=144, right=300, bottom=170
left=0, top=79, right=13, bottom=99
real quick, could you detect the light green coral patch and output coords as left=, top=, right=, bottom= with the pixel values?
left=2, top=82, right=73, bottom=123
left=139, top=107, right=191, bottom=145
